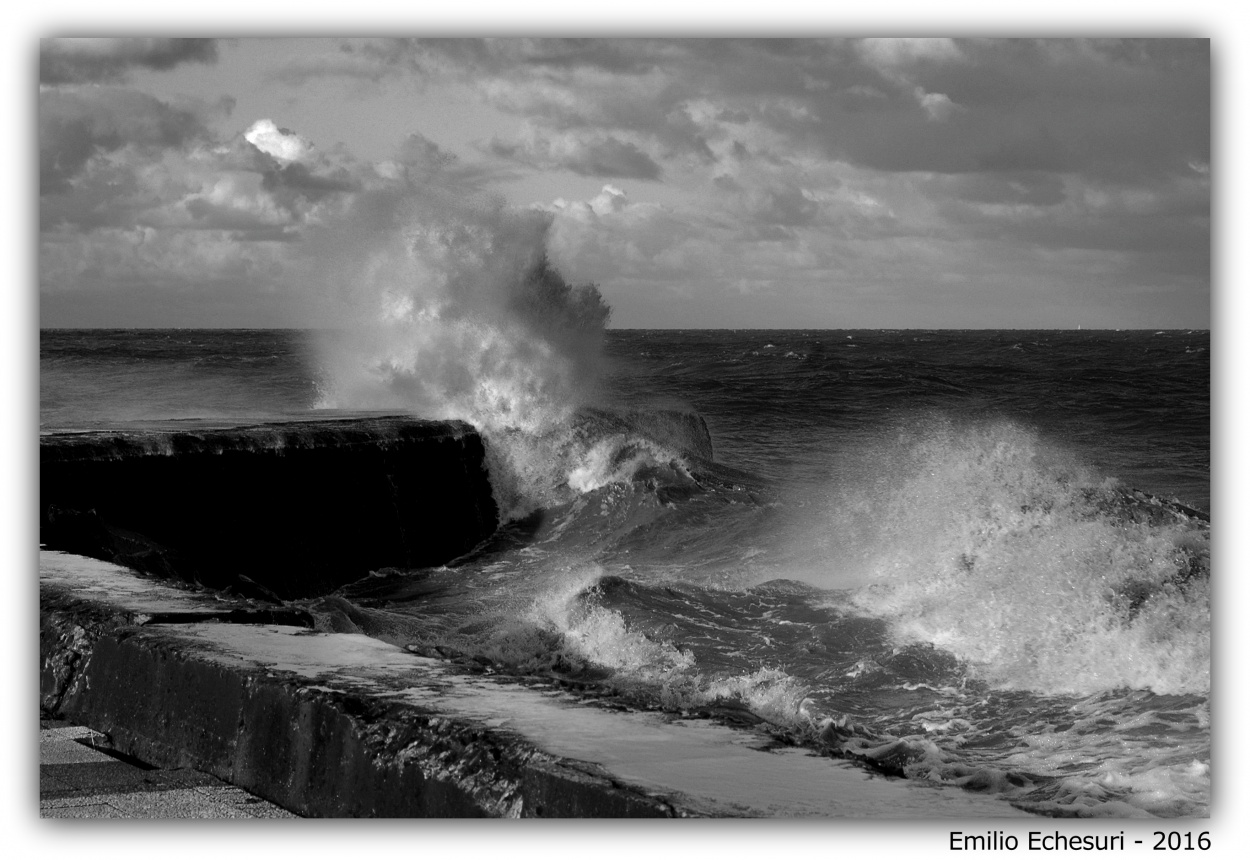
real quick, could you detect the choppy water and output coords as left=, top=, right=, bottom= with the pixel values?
left=40, top=327, right=1210, bottom=817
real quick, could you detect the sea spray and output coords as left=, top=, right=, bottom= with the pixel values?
left=301, top=151, right=611, bottom=516
left=809, top=418, right=1210, bottom=696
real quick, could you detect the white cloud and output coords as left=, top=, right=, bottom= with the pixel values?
left=916, top=89, right=961, bottom=122
left=857, top=38, right=964, bottom=74
left=589, top=185, right=628, bottom=215
left=244, top=119, right=315, bottom=164
left=488, top=126, right=662, bottom=180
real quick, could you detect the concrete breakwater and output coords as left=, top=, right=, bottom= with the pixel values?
left=39, top=552, right=1029, bottom=818
left=40, top=416, right=499, bottom=599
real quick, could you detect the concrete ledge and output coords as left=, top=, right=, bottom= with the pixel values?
left=40, top=553, right=678, bottom=818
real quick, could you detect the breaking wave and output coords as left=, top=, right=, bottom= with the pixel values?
left=814, top=418, right=1209, bottom=697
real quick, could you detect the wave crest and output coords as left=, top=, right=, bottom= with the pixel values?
left=830, top=419, right=1209, bottom=696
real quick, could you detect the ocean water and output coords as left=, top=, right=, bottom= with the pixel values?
left=40, top=326, right=1210, bottom=818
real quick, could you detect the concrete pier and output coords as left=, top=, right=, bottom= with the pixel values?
left=39, top=416, right=499, bottom=599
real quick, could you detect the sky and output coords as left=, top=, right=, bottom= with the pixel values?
left=38, top=36, right=1210, bottom=329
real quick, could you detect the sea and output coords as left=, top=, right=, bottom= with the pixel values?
left=40, top=326, right=1211, bottom=818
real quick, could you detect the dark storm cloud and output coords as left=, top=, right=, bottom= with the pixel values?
left=932, top=170, right=1209, bottom=255
left=439, top=37, right=670, bottom=76
left=40, top=38, right=219, bottom=84
left=743, top=183, right=822, bottom=230
left=293, top=37, right=1205, bottom=188
left=39, top=87, right=212, bottom=193
left=183, top=197, right=289, bottom=232
left=38, top=37, right=1209, bottom=330
left=366, top=37, right=673, bottom=79
left=562, top=137, right=663, bottom=179
left=258, top=162, right=359, bottom=213
left=937, top=172, right=1068, bottom=207
left=808, top=39, right=1210, bottom=181
left=262, top=37, right=660, bottom=86
left=393, top=133, right=457, bottom=170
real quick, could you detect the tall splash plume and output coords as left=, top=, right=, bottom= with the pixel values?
left=303, top=145, right=610, bottom=516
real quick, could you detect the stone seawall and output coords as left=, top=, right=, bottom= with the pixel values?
left=39, top=553, right=679, bottom=818
left=40, top=417, right=499, bottom=599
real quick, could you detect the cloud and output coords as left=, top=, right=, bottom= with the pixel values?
left=857, top=38, right=965, bottom=75
left=261, top=161, right=358, bottom=204
left=244, top=119, right=314, bottom=164
left=290, top=38, right=1204, bottom=187
left=40, top=221, right=290, bottom=295
left=589, top=185, right=628, bottom=215
left=40, top=38, right=218, bottom=84
left=393, top=133, right=457, bottom=170
left=238, top=119, right=361, bottom=209
left=940, top=172, right=1068, bottom=207
left=488, top=127, right=662, bottom=180
left=544, top=185, right=704, bottom=280
left=927, top=169, right=1209, bottom=260
left=39, top=87, right=214, bottom=194
left=39, top=38, right=1209, bottom=329
left=40, top=103, right=556, bottom=328
left=41, top=149, right=345, bottom=327
left=39, top=100, right=371, bottom=321
left=916, top=89, right=961, bottom=122
left=313, top=40, right=721, bottom=168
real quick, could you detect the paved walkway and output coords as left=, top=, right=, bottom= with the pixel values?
left=40, top=719, right=297, bottom=819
